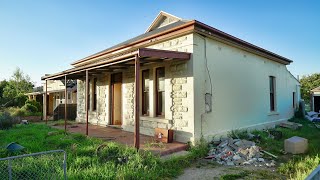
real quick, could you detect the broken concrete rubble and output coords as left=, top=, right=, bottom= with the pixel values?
left=206, top=138, right=276, bottom=167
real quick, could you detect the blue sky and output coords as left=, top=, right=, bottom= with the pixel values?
left=0, top=0, right=319, bottom=86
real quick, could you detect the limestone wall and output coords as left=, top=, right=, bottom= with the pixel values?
left=121, top=34, right=195, bottom=142
left=76, top=75, right=110, bottom=126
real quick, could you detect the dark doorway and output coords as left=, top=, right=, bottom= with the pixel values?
left=111, top=73, right=122, bottom=125
left=314, top=96, right=320, bottom=113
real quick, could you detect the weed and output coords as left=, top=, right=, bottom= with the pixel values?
left=220, top=171, right=249, bottom=180
left=0, top=123, right=209, bottom=179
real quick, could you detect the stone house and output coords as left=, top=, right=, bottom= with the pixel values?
left=42, top=11, right=300, bottom=143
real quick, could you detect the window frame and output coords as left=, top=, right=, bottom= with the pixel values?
left=269, top=76, right=276, bottom=112
left=93, top=78, right=97, bottom=111
left=155, top=67, right=165, bottom=116
left=293, top=92, right=295, bottom=108
left=142, top=69, right=150, bottom=116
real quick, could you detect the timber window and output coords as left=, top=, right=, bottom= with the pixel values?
left=93, top=78, right=97, bottom=111
left=156, top=67, right=165, bottom=116
left=142, top=70, right=150, bottom=115
left=293, top=92, right=295, bottom=108
left=87, top=79, right=90, bottom=110
left=269, top=76, right=276, bottom=111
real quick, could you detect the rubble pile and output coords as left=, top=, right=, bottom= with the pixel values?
left=206, top=138, right=276, bottom=167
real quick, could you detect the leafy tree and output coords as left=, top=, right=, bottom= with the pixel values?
left=300, top=73, right=320, bottom=102
left=0, top=80, right=8, bottom=104
left=2, top=68, right=34, bottom=107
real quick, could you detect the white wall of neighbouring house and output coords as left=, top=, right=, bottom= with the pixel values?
left=192, top=33, right=300, bottom=141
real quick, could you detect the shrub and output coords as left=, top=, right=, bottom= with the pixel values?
left=14, top=94, right=28, bottom=108
left=12, top=108, right=26, bottom=117
left=0, top=111, right=14, bottom=129
left=25, top=100, right=42, bottom=112
left=22, top=104, right=38, bottom=113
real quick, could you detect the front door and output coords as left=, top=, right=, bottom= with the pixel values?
left=111, top=73, right=122, bottom=125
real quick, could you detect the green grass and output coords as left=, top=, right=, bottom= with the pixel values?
left=0, top=123, right=208, bottom=179
left=220, top=171, right=249, bottom=180
left=251, top=118, right=320, bottom=179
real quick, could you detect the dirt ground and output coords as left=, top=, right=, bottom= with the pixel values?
left=176, top=159, right=284, bottom=180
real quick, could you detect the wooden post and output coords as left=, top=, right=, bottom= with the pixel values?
left=85, top=70, right=89, bottom=136
left=134, top=55, right=140, bottom=150
left=45, top=80, right=48, bottom=124
left=64, top=75, right=67, bottom=132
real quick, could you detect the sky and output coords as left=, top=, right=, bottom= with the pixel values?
left=0, top=0, right=319, bottom=86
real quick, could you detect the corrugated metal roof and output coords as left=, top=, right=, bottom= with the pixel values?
left=72, top=20, right=190, bottom=65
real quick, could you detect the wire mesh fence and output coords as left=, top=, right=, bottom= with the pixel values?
left=0, top=150, right=67, bottom=180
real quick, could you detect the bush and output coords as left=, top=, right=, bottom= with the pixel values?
left=25, top=100, right=41, bottom=112
left=0, top=111, right=15, bottom=129
left=22, top=104, right=38, bottom=113
left=14, top=94, right=28, bottom=108
left=12, top=108, right=26, bottom=117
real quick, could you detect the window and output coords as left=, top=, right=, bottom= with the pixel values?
left=87, top=79, right=90, bottom=110
left=293, top=92, right=295, bottom=108
left=142, top=70, right=150, bottom=115
left=93, top=78, right=97, bottom=111
left=68, top=92, right=71, bottom=100
left=156, top=67, right=165, bottom=116
left=269, top=76, right=276, bottom=111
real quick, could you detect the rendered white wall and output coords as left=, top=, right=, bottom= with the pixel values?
left=193, top=34, right=300, bottom=141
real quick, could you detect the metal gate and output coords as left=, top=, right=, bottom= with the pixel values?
left=0, top=150, right=67, bottom=180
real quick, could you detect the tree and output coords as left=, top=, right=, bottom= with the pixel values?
left=0, top=80, right=8, bottom=105
left=2, top=68, right=34, bottom=107
left=0, top=80, right=8, bottom=98
left=300, top=73, right=320, bottom=102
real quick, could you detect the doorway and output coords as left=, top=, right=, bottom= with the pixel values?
left=111, top=73, right=122, bottom=125
left=314, top=96, right=320, bottom=113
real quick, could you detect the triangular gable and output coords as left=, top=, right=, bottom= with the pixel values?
left=146, top=11, right=182, bottom=32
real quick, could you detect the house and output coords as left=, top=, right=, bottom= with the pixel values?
left=41, top=11, right=300, bottom=144
left=311, top=87, right=320, bottom=113
left=27, top=80, right=77, bottom=120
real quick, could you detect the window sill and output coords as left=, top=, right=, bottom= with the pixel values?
left=140, top=116, right=172, bottom=124
left=268, top=111, right=279, bottom=116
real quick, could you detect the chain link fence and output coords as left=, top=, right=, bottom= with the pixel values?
left=0, top=150, right=67, bottom=180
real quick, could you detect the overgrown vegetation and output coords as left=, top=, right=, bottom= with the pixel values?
left=0, top=67, right=34, bottom=107
left=0, top=123, right=208, bottom=179
left=300, top=73, right=320, bottom=102
left=248, top=117, right=320, bottom=179
left=0, top=111, right=17, bottom=129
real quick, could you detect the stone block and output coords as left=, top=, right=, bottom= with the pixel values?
left=143, top=121, right=157, bottom=128
left=172, top=85, right=182, bottom=91
left=171, top=92, right=187, bottom=98
left=157, top=122, right=168, bottom=129
left=284, top=136, right=308, bottom=154
left=171, top=78, right=187, bottom=84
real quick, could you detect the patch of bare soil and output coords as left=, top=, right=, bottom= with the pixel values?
left=176, top=159, right=285, bottom=180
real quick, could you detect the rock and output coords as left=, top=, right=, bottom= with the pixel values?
left=218, top=141, right=228, bottom=148
left=233, top=155, right=241, bottom=160
left=248, top=146, right=260, bottom=158
left=258, top=158, right=265, bottom=162
left=243, top=161, right=251, bottom=165
left=21, top=120, right=28, bottom=124
left=226, top=161, right=235, bottom=166
left=47, top=131, right=59, bottom=136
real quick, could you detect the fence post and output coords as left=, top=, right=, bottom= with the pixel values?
left=63, top=151, right=67, bottom=180
left=8, top=159, right=12, bottom=180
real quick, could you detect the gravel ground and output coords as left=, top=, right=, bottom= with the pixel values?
left=176, top=159, right=284, bottom=180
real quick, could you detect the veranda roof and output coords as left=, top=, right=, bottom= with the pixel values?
left=42, top=48, right=191, bottom=81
